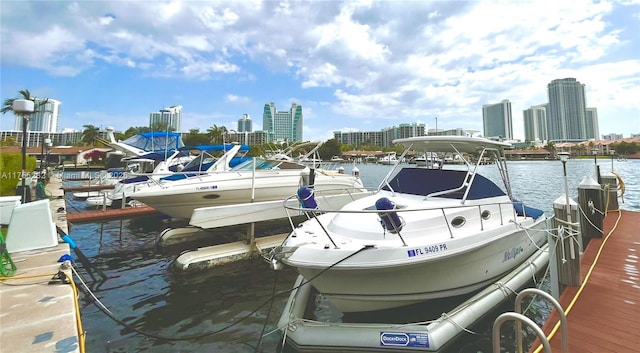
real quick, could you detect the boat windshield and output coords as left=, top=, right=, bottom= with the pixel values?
left=381, top=168, right=506, bottom=200
left=121, top=132, right=184, bottom=152
left=231, top=158, right=306, bottom=171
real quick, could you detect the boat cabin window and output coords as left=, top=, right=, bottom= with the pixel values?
left=381, top=168, right=506, bottom=200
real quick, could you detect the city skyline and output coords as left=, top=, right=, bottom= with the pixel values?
left=1, top=1, right=639, bottom=140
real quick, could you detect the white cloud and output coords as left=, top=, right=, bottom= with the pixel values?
left=1, top=0, right=638, bottom=139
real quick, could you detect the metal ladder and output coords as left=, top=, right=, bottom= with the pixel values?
left=492, top=288, right=568, bottom=353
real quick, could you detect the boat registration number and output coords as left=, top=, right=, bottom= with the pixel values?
left=407, top=243, right=447, bottom=257
left=196, top=185, right=218, bottom=191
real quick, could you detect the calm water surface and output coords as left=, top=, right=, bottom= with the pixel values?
left=66, top=159, right=639, bottom=352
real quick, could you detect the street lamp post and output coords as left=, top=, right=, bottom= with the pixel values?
left=44, top=137, right=52, bottom=182
left=13, top=99, right=35, bottom=203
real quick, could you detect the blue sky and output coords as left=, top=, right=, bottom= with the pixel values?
left=1, top=0, right=639, bottom=141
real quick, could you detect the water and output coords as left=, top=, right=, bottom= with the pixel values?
left=65, top=159, right=639, bottom=352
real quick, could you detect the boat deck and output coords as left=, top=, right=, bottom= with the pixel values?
left=537, top=209, right=640, bottom=352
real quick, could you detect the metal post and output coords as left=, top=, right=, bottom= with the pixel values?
left=21, top=117, right=28, bottom=203
left=13, top=99, right=35, bottom=204
left=592, top=148, right=598, bottom=179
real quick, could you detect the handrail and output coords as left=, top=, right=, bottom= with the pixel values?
left=515, top=288, right=568, bottom=353
left=493, top=312, right=551, bottom=353
left=284, top=190, right=537, bottom=245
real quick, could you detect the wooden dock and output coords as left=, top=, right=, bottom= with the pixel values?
left=534, top=209, right=640, bottom=352
left=0, top=175, right=81, bottom=353
left=66, top=205, right=159, bottom=223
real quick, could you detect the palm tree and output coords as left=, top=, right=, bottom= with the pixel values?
left=81, top=124, right=101, bottom=146
left=207, top=124, right=228, bottom=144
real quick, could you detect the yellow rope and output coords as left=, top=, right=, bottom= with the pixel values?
left=611, top=171, right=625, bottom=201
left=531, top=209, right=623, bottom=353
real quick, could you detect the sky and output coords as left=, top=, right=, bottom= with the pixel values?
left=1, top=0, right=639, bottom=141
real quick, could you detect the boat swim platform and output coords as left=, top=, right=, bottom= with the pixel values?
left=173, top=233, right=287, bottom=272
left=536, top=209, right=640, bottom=353
left=278, top=244, right=550, bottom=352
left=65, top=205, right=160, bottom=223
left=1, top=176, right=81, bottom=353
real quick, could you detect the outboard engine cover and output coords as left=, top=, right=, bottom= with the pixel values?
left=297, top=186, right=318, bottom=209
left=375, top=197, right=403, bottom=233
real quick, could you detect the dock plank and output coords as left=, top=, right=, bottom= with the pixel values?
left=536, top=210, right=640, bottom=353
left=66, top=205, right=159, bottom=223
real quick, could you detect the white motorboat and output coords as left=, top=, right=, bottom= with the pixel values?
left=85, top=144, right=248, bottom=208
left=273, top=136, right=548, bottom=313
left=131, top=156, right=365, bottom=221
left=414, top=152, right=443, bottom=169
left=378, top=151, right=399, bottom=165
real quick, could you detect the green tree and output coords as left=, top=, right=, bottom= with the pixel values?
left=206, top=124, right=228, bottom=144
left=183, top=128, right=210, bottom=146
left=81, top=124, right=101, bottom=146
left=318, top=139, right=341, bottom=160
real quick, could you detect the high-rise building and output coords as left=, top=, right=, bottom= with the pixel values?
left=482, top=99, right=513, bottom=140
left=546, top=78, right=588, bottom=141
left=237, top=114, right=252, bottom=132
left=523, top=104, right=548, bottom=142
left=150, top=105, right=182, bottom=131
left=14, top=99, right=61, bottom=133
left=585, top=108, right=599, bottom=140
left=262, top=102, right=303, bottom=142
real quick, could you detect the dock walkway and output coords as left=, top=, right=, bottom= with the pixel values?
left=0, top=175, right=82, bottom=353
left=537, top=209, right=640, bottom=352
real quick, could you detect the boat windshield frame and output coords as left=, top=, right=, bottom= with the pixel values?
left=378, top=137, right=513, bottom=203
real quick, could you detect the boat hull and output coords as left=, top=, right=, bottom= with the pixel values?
left=132, top=171, right=364, bottom=220
left=283, top=217, right=547, bottom=312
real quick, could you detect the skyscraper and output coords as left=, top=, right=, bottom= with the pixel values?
left=482, top=99, right=513, bottom=140
left=585, top=108, right=599, bottom=140
left=15, top=99, right=61, bottom=133
left=523, top=104, right=548, bottom=142
left=237, top=114, right=252, bottom=132
left=546, top=78, right=588, bottom=141
left=149, top=105, right=182, bottom=131
left=262, top=102, right=303, bottom=142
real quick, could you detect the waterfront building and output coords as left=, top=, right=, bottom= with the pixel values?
left=150, top=105, right=182, bottom=132
left=226, top=130, right=272, bottom=145
left=546, top=78, right=589, bottom=141
left=12, top=99, right=61, bottom=133
left=482, top=99, right=513, bottom=140
left=427, top=128, right=473, bottom=136
left=523, top=104, right=548, bottom=142
left=0, top=129, right=104, bottom=148
left=237, top=114, right=252, bottom=132
left=585, top=107, right=600, bottom=140
left=334, top=122, right=425, bottom=148
left=602, top=133, right=623, bottom=140
left=262, top=102, right=303, bottom=143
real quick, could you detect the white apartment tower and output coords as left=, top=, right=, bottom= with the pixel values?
left=149, top=105, right=182, bottom=131
left=482, top=99, right=513, bottom=140
left=237, top=114, right=253, bottom=132
left=523, top=104, right=548, bottom=142
left=14, top=99, right=61, bottom=133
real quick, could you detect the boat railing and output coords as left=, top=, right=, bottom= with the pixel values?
left=283, top=191, right=541, bottom=245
